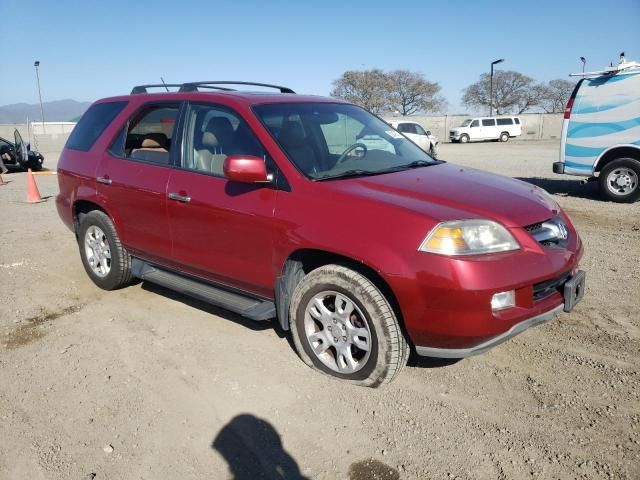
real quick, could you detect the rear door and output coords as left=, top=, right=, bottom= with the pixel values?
left=166, top=102, right=280, bottom=297
left=95, top=102, right=181, bottom=263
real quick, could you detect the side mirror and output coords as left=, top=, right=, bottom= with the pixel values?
left=223, top=155, right=269, bottom=184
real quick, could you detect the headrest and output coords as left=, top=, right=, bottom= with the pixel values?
left=279, top=121, right=306, bottom=148
left=202, top=131, right=219, bottom=148
left=205, top=117, right=235, bottom=144
left=141, top=132, right=168, bottom=149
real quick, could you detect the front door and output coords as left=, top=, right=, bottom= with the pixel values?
left=166, top=102, right=279, bottom=297
left=13, top=129, right=27, bottom=165
left=96, top=103, right=181, bottom=263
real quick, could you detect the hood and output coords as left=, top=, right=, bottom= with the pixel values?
left=325, top=163, right=559, bottom=228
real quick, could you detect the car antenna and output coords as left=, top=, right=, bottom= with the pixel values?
left=160, top=77, right=170, bottom=92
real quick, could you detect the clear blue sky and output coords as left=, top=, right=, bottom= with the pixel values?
left=2, top=0, right=639, bottom=112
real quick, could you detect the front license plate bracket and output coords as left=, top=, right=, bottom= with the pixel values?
left=563, top=270, right=586, bottom=312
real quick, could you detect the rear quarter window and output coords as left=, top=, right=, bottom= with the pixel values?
left=66, top=101, right=128, bottom=152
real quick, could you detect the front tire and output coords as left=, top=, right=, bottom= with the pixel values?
left=289, top=264, right=409, bottom=387
left=459, top=134, right=469, bottom=144
left=599, top=158, right=640, bottom=203
left=78, top=210, right=133, bottom=290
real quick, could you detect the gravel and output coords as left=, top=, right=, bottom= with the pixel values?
left=0, top=141, right=638, bottom=479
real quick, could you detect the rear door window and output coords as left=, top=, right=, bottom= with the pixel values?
left=514, top=118, right=521, bottom=125
left=397, top=123, right=418, bottom=134
left=123, top=105, right=180, bottom=165
left=482, top=119, right=496, bottom=127
left=66, top=101, right=127, bottom=152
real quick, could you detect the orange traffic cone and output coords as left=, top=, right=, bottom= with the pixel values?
left=26, top=168, right=43, bottom=203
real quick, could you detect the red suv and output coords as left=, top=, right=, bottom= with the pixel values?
left=57, top=81, right=585, bottom=387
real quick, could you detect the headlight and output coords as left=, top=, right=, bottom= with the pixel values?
left=419, top=220, right=520, bottom=256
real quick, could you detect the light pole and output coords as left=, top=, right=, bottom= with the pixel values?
left=34, top=61, right=45, bottom=132
left=489, top=58, right=504, bottom=117
left=580, top=56, right=586, bottom=74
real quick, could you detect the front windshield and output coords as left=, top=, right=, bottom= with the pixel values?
left=253, top=103, right=437, bottom=180
left=460, top=119, right=472, bottom=127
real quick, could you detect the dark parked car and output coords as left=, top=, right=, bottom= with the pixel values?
left=0, top=130, right=44, bottom=171
left=56, top=81, right=585, bottom=387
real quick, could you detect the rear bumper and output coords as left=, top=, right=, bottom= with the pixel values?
left=553, top=161, right=565, bottom=174
left=415, top=304, right=562, bottom=358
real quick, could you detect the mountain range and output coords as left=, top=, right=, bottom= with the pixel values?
left=0, top=99, right=92, bottom=124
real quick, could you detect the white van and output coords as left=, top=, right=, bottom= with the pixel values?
left=449, top=116, right=522, bottom=143
left=554, top=55, right=640, bottom=203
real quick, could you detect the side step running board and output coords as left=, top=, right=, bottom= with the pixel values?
left=131, top=259, right=275, bottom=321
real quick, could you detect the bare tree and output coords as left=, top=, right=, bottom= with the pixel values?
left=462, top=70, right=537, bottom=114
left=330, top=69, right=390, bottom=114
left=386, top=70, right=445, bottom=115
left=537, top=79, right=576, bottom=113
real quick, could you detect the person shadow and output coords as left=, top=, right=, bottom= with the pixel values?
left=212, top=414, right=310, bottom=480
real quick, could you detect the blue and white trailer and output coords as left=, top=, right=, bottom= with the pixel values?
left=554, top=55, right=640, bottom=203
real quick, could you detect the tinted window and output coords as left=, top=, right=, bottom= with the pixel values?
left=482, top=119, right=496, bottom=126
left=66, top=101, right=127, bottom=152
left=397, top=123, right=418, bottom=134
left=514, top=118, right=521, bottom=124
left=183, top=103, right=268, bottom=177
left=496, top=118, right=514, bottom=125
left=470, top=120, right=479, bottom=127
left=125, top=105, right=179, bottom=165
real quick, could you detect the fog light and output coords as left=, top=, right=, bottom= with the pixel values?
left=491, top=290, right=515, bottom=311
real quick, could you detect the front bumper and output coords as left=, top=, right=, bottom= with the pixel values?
left=412, top=268, right=586, bottom=358
left=416, top=304, right=563, bottom=358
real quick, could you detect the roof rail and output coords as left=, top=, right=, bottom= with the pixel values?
left=130, top=84, right=185, bottom=94
left=179, top=81, right=295, bottom=94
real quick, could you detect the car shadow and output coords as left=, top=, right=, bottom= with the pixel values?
left=516, top=177, right=604, bottom=201
left=141, top=282, right=465, bottom=371
left=140, top=281, right=285, bottom=336
left=407, top=352, right=461, bottom=368
left=212, top=414, right=310, bottom=480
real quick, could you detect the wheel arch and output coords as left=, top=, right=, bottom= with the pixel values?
left=73, top=200, right=111, bottom=239
left=274, top=249, right=407, bottom=341
left=594, top=144, right=640, bottom=173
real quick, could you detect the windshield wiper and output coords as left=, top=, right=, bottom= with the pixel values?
left=373, top=160, right=439, bottom=174
left=315, top=169, right=380, bottom=181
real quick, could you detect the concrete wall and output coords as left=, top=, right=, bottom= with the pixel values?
left=381, top=113, right=564, bottom=142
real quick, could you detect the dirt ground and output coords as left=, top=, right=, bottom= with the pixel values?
left=1, top=140, right=638, bottom=480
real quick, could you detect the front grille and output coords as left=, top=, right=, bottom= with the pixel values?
left=533, top=271, right=571, bottom=301
left=524, top=216, right=569, bottom=248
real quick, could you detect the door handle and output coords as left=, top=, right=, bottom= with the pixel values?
left=96, top=176, right=112, bottom=185
left=168, top=192, right=191, bottom=203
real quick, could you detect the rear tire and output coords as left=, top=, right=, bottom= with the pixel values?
left=459, top=134, right=469, bottom=144
left=289, top=264, right=409, bottom=387
left=598, top=158, right=640, bottom=203
left=78, top=210, right=133, bottom=290
left=499, top=132, right=509, bottom=142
